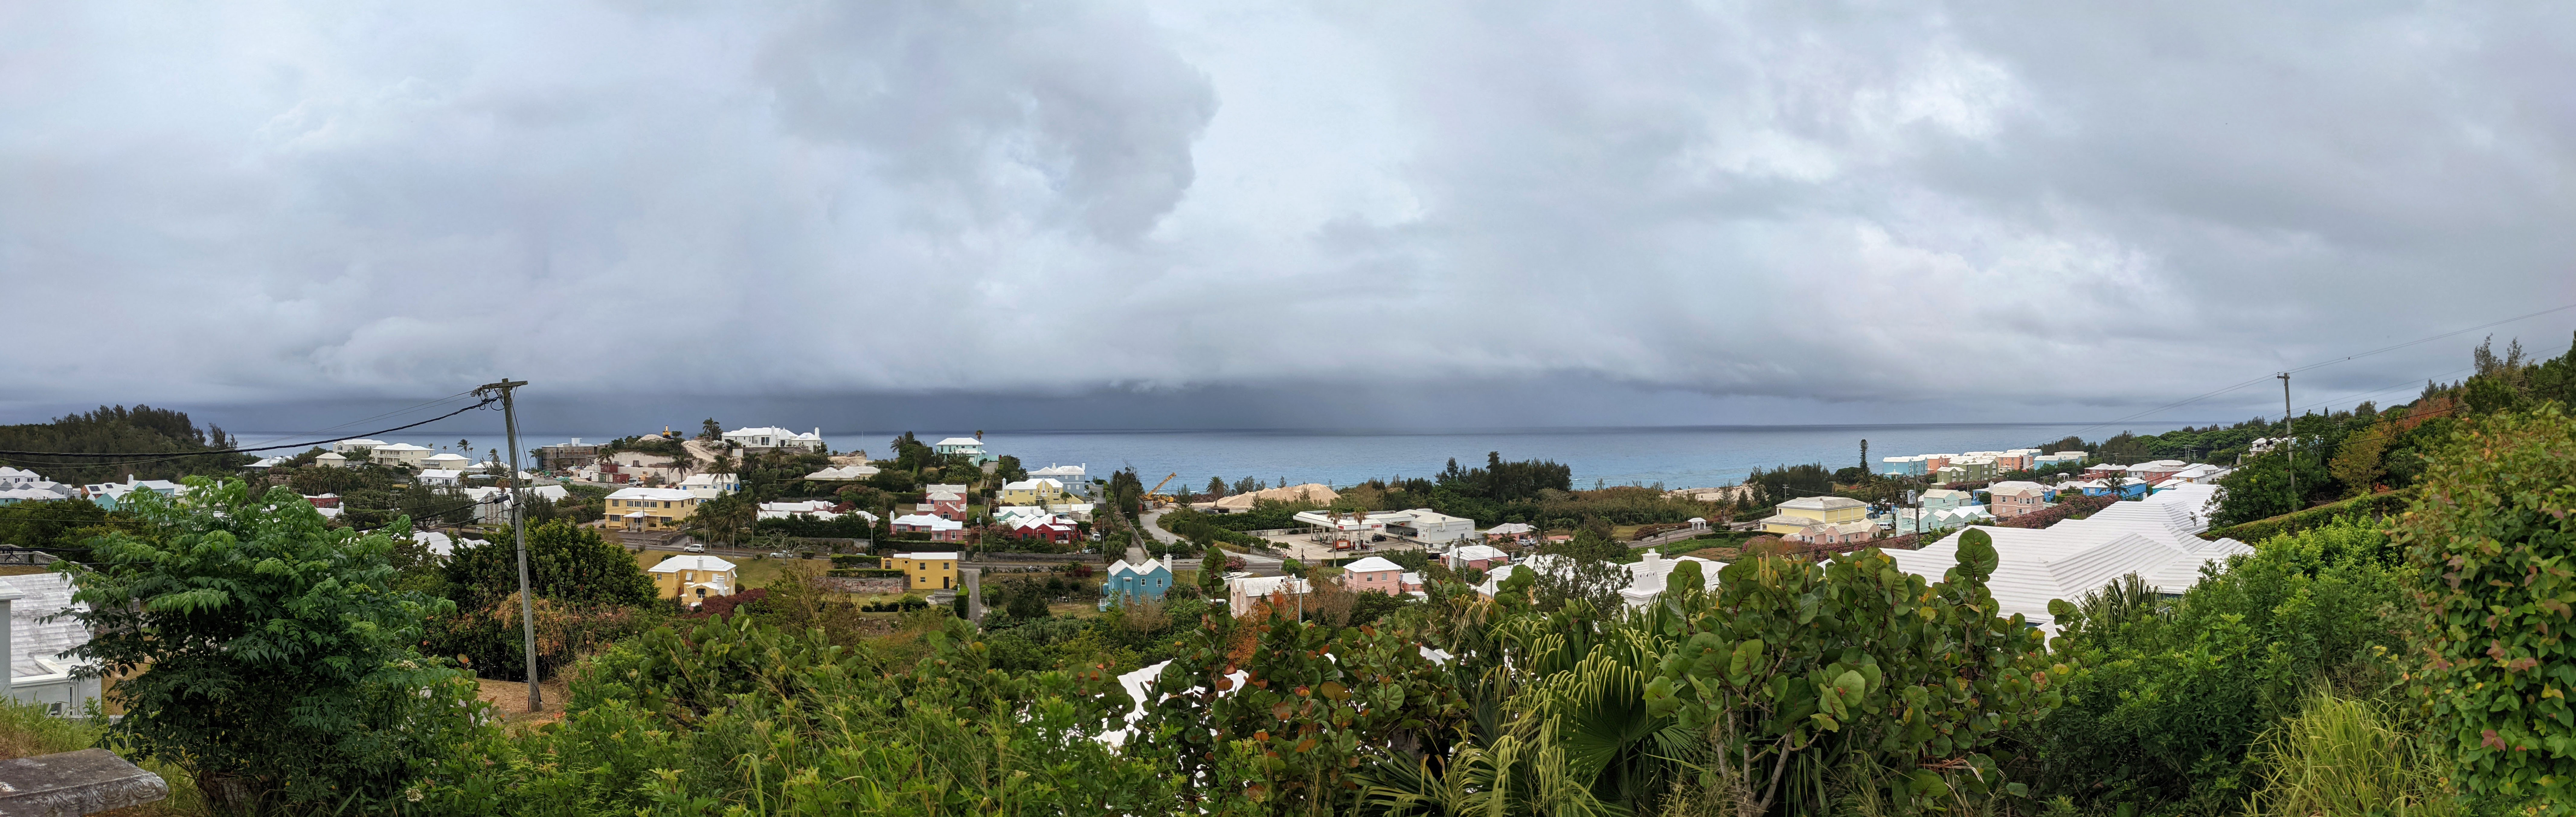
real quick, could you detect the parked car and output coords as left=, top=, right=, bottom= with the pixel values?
left=683, top=543, right=705, bottom=553
left=768, top=551, right=794, bottom=559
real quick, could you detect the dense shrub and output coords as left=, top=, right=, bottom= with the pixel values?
left=2396, top=406, right=2576, bottom=809
left=2203, top=487, right=2413, bottom=544
left=2018, top=517, right=2407, bottom=813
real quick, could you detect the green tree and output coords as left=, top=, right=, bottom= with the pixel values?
left=684, top=491, right=756, bottom=546
left=442, top=519, right=658, bottom=611
left=62, top=479, right=486, bottom=811
left=2396, top=406, right=2576, bottom=809
left=1200, top=543, right=1229, bottom=597
left=1643, top=532, right=2065, bottom=813
left=699, top=417, right=723, bottom=441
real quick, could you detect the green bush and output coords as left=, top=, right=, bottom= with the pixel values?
left=2021, top=516, right=2407, bottom=813
left=428, top=614, right=1174, bottom=815
left=2396, top=406, right=2576, bottom=809
left=2242, top=688, right=2460, bottom=817
left=2203, top=488, right=2413, bottom=544
left=65, top=479, right=489, bottom=812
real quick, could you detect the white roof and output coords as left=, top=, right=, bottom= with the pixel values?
left=1450, top=544, right=1508, bottom=561
left=934, top=437, right=983, bottom=447
left=1476, top=552, right=1720, bottom=609
left=893, top=551, right=962, bottom=560
left=804, top=465, right=881, bottom=480
left=891, top=514, right=963, bottom=530
left=1887, top=484, right=2248, bottom=632
left=410, top=530, right=486, bottom=557
left=648, top=555, right=737, bottom=574
left=1985, top=481, right=2047, bottom=495
left=1030, top=464, right=1085, bottom=477
left=1002, top=478, right=1066, bottom=491
left=1778, top=496, right=1867, bottom=511
left=372, top=443, right=431, bottom=452
left=2, top=574, right=91, bottom=680
left=419, top=469, right=461, bottom=480
left=313, top=451, right=345, bottom=460
left=606, top=487, right=697, bottom=501
left=422, top=452, right=471, bottom=462
left=1343, top=556, right=1403, bottom=573
left=1231, top=575, right=1312, bottom=597
left=1484, top=523, right=1534, bottom=535
left=1108, top=557, right=1167, bottom=575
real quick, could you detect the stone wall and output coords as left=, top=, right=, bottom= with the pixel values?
left=817, top=577, right=907, bottom=595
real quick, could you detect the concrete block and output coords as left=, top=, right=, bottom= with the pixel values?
left=0, top=748, right=170, bottom=817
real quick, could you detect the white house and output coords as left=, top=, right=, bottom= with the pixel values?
left=932, top=437, right=993, bottom=463
left=461, top=484, right=572, bottom=527
left=418, top=469, right=464, bottom=487
left=1, top=574, right=100, bottom=718
left=1883, top=483, right=2250, bottom=632
left=803, top=465, right=882, bottom=481
left=0, top=468, right=40, bottom=488
left=722, top=426, right=827, bottom=453
left=1227, top=575, right=1315, bottom=617
left=677, top=472, right=740, bottom=494
left=83, top=477, right=180, bottom=510
left=410, top=530, right=487, bottom=559
left=1029, top=464, right=1090, bottom=497
left=368, top=443, right=435, bottom=468
left=420, top=452, right=474, bottom=472
left=331, top=438, right=387, bottom=455
left=313, top=451, right=349, bottom=468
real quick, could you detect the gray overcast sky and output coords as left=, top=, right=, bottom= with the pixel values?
left=5, top=1, right=2575, bottom=431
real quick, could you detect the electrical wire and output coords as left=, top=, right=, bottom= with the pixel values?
left=0, top=398, right=496, bottom=463
left=2049, top=300, right=2576, bottom=440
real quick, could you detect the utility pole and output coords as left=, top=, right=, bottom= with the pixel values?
left=475, top=378, right=541, bottom=714
left=2278, top=373, right=2295, bottom=510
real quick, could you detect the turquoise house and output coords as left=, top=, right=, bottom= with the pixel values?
left=1102, top=557, right=1172, bottom=604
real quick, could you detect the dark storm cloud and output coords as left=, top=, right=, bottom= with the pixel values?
left=2, top=1, right=2571, bottom=428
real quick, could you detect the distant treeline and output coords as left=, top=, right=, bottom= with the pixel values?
left=0, top=405, right=251, bottom=484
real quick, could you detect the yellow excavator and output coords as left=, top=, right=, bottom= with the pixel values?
left=1144, top=472, right=1179, bottom=505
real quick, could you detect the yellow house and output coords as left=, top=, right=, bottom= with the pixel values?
left=648, top=555, right=738, bottom=603
left=888, top=551, right=962, bottom=591
left=996, top=478, right=1071, bottom=507
left=1760, top=496, right=1870, bottom=536
left=606, top=487, right=705, bottom=531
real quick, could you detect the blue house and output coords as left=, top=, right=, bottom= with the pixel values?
left=2076, top=479, right=2149, bottom=500
left=82, top=477, right=179, bottom=510
left=1102, top=557, right=1172, bottom=605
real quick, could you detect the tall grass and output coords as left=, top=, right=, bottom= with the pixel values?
left=2243, top=689, right=2456, bottom=817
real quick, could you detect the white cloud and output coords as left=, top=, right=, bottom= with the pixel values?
left=2, top=0, right=2572, bottom=423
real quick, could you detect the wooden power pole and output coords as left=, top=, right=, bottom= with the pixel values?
left=475, top=378, right=540, bottom=713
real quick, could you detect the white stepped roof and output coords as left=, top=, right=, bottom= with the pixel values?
left=649, top=555, right=737, bottom=573
left=1343, top=556, right=1403, bottom=573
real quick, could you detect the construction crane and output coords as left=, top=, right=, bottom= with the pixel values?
left=1145, top=472, right=1180, bottom=505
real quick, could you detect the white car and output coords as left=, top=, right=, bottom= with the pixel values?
left=683, top=543, right=705, bottom=553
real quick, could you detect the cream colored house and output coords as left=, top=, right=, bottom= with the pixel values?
left=649, top=555, right=737, bottom=603
left=605, top=487, right=704, bottom=531
left=368, top=443, right=435, bottom=468
left=997, top=478, right=1071, bottom=506
left=1760, top=496, right=1869, bottom=536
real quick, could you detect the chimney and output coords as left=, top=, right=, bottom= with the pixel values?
left=1641, top=549, right=1662, bottom=570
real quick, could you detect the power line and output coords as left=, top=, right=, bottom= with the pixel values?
left=0, top=398, right=495, bottom=463
left=2051, top=300, right=2576, bottom=440
left=226, top=390, right=485, bottom=452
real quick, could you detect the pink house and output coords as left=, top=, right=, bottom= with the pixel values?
left=892, top=513, right=966, bottom=542
left=1985, top=481, right=2050, bottom=519
left=1339, top=556, right=1406, bottom=595
left=1446, top=544, right=1510, bottom=571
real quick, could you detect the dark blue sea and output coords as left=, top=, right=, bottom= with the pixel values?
left=252, top=423, right=2202, bottom=490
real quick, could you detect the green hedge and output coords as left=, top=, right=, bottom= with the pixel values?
left=2202, top=488, right=2415, bottom=543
